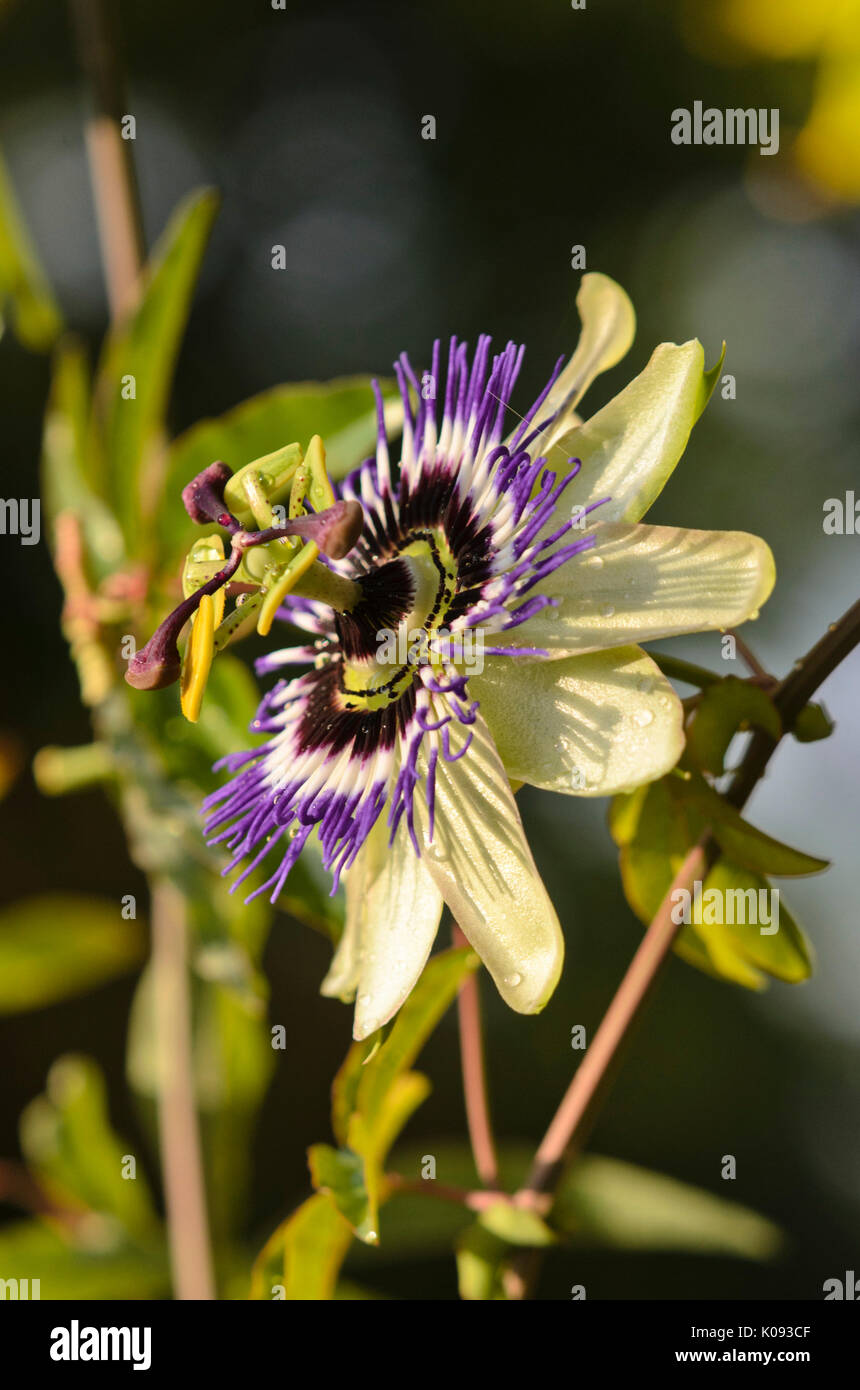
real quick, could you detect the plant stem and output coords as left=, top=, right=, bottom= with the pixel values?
left=507, top=598, right=860, bottom=1298
left=727, top=629, right=769, bottom=680
left=151, top=879, right=215, bottom=1300
left=452, top=924, right=499, bottom=1190
left=650, top=652, right=723, bottom=688
left=70, top=0, right=145, bottom=320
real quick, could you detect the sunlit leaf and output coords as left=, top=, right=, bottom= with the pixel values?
left=250, top=1194, right=352, bottom=1301
left=0, top=894, right=144, bottom=1014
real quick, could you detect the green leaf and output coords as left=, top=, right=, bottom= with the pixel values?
left=677, top=860, right=813, bottom=988
left=250, top=1194, right=353, bottom=1301
left=91, top=188, right=219, bottom=546
left=552, top=1155, right=783, bottom=1260
left=0, top=1220, right=168, bottom=1300
left=0, top=894, right=145, bottom=1013
left=19, top=1055, right=158, bottom=1243
left=684, top=774, right=829, bottom=876
left=308, top=1144, right=378, bottom=1245
left=686, top=677, right=781, bottom=776
left=344, top=1141, right=533, bottom=1265
left=0, top=147, right=62, bottom=351
left=609, top=779, right=815, bottom=989
left=322, top=950, right=476, bottom=1247
left=351, top=947, right=478, bottom=1147
left=478, top=1202, right=557, bottom=1248
left=157, top=375, right=401, bottom=570
left=793, top=701, right=835, bottom=743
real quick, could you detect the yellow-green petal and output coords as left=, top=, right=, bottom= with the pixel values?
left=557, top=339, right=722, bottom=525
left=471, top=647, right=684, bottom=797
left=520, top=273, right=636, bottom=460
left=413, top=712, right=563, bottom=1015
left=322, top=817, right=444, bottom=1041
left=495, top=522, right=776, bottom=657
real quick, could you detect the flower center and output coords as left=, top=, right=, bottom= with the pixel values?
left=334, top=531, right=458, bottom=711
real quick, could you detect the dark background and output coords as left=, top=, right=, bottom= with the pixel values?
left=1, top=0, right=858, bottom=1298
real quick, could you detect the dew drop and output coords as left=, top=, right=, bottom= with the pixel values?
left=600, top=603, right=616, bottom=618
left=586, top=554, right=604, bottom=570
left=505, top=972, right=523, bottom=988
left=636, top=676, right=653, bottom=693
left=632, top=708, right=654, bottom=728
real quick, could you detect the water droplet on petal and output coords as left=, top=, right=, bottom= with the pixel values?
left=637, top=676, right=653, bottom=693
left=600, top=603, right=616, bottom=618
left=505, top=972, right=523, bottom=988
left=586, top=554, right=604, bottom=570
left=632, top=708, right=654, bottom=728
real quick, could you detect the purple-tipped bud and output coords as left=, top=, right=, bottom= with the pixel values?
left=313, top=499, right=365, bottom=559
left=125, top=631, right=182, bottom=689
left=125, top=546, right=243, bottom=692
left=244, top=500, right=365, bottom=561
left=182, top=462, right=235, bottom=527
